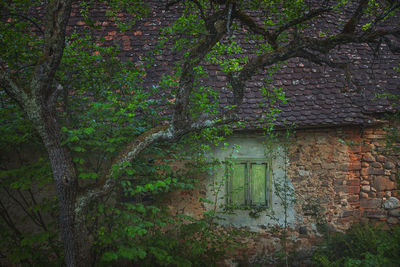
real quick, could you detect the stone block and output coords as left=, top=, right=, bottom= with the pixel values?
left=360, top=168, right=369, bottom=176
left=347, top=179, right=360, bottom=186
left=341, top=210, right=354, bottom=218
left=348, top=195, right=359, bottom=202
left=360, top=198, right=382, bottom=209
left=361, top=185, right=371, bottom=192
left=363, top=210, right=387, bottom=219
left=339, top=164, right=350, bottom=171
left=384, top=162, right=396, bottom=170
left=374, top=176, right=396, bottom=191
left=299, top=170, right=310, bottom=177
left=362, top=153, right=375, bottom=162
left=371, top=162, right=382, bottom=168
left=349, top=163, right=362, bottom=171
left=320, top=181, right=330, bottom=187
left=334, top=185, right=347, bottom=193
left=376, top=155, right=386, bottom=163
left=369, top=168, right=384, bottom=175
left=360, top=192, right=368, bottom=199
left=349, top=146, right=361, bottom=153
left=334, top=179, right=345, bottom=185
left=369, top=192, right=377, bottom=198
left=389, top=208, right=400, bottom=217
left=383, top=197, right=400, bottom=210
left=348, top=186, right=360, bottom=194
left=377, top=192, right=386, bottom=198
left=322, top=163, right=336, bottom=169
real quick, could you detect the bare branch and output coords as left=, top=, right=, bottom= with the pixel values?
left=274, top=7, right=332, bottom=37
left=233, top=10, right=277, bottom=49
left=297, top=49, right=359, bottom=91
left=341, top=0, right=368, bottom=34
left=234, top=7, right=332, bottom=50
left=229, top=47, right=298, bottom=105
left=228, top=23, right=400, bottom=103
left=383, top=35, right=400, bottom=53
left=0, top=12, right=44, bottom=35
left=366, top=2, right=400, bottom=31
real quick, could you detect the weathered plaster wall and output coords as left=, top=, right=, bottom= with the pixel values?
left=206, top=134, right=299, bottom=231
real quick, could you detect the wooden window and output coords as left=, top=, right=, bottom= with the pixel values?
left=226, top=159, right=271, bottom=207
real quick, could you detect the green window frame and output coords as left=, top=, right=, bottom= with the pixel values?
left=226, top=158, right=272, bottom=208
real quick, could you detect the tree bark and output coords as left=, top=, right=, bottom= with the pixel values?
left=23, top=98, right=91, bottom=266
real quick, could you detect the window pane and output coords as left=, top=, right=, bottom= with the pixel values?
left=251, top=163, right=266, bottom=205
left=231, top=163, right=246, bottom=205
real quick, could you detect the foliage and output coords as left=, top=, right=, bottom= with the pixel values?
left=0, top=26, right=242, bottom=265
left=313, top=223, right=400, bottom=267
left=0, top=95, right=62, bottom=265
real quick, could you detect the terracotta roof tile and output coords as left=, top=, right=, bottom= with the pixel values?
left=67, top=0, right=400, bottom=128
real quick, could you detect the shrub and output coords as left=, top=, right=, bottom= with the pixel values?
left=313, top=223, right=400, bottom=267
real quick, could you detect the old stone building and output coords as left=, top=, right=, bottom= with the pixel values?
left=98, top=1, right=400, bottom=223
left=2, top=1, right=398, bottom=264
left=72, top=1, right=400, bottom=219
left=88, top=0, right=399, bottom=259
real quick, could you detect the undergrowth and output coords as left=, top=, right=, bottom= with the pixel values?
left=313, top=223, right=400, bottom=267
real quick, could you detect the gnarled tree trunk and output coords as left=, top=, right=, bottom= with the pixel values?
left=24, top=98, right=91, bottom=266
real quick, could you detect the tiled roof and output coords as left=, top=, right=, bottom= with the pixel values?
left=67, top=0, right=400, bottom=128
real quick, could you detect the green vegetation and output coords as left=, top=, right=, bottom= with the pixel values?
left=1, top=0, right=399, bottom=266
left=313, top=224, right=400, bottom=267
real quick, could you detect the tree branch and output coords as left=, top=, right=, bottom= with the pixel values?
left=172, top=9, right=227, bottom=128
left=365, top=2, right=400, bottom=32
left=75, top=110, right=238, bottom=217
left=274, top=7, right=332, bottom=37
left=233, top=10, right=276, bottom=49
left=234, top=7, right=332, bottom=50
left=341, top=0, right=368, bottom=34
left=30, top=0, right=72, bottom=103
left=190, top=0, right=207, bottom=22
left=228, top=23, right=400, bottom=103
left=0, top=70, right=29, bottom=108
left=0, top=12, right=44, bottom=35
left=297, top=49, right=359, bottom=90
left=229, top=46, right=298, bottom=105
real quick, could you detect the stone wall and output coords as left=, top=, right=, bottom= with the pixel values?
left=288, top=124, right=399, bottom=231
left=166, top=123, right=399, bottom=263
left=179, top=124, right=400, bottom=231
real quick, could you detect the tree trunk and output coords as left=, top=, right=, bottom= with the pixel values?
left=25, top=100, right=92, bottom=266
